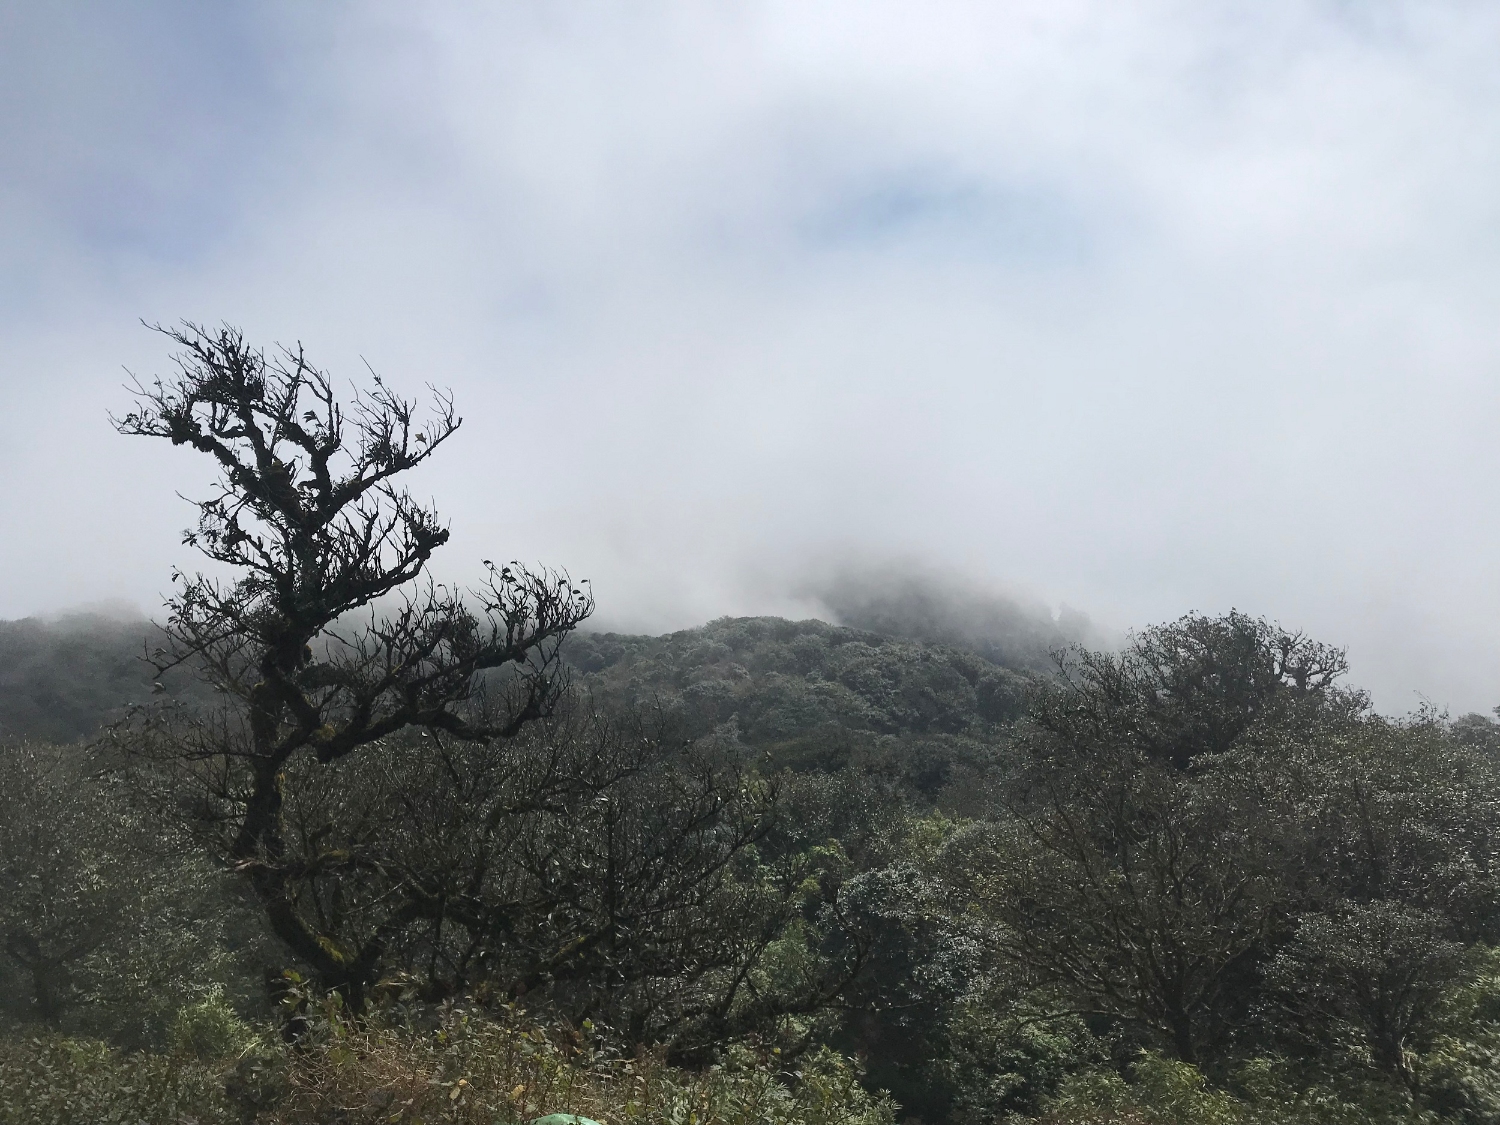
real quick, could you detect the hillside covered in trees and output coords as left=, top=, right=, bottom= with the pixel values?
left=6, top=604, right=1500, bottom=1124
left=4, top=326, right=1500, bottom=1125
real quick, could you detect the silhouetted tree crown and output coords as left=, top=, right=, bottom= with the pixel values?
left=109, top=323, right=592, bottom=1002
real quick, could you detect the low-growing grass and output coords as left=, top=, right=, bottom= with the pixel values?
left=0, top=1002, right=895, bottom=1125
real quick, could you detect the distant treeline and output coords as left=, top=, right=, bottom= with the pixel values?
left=0, top=614, right=214, bottom=743
left=0, top=607, right=1037, bottom=748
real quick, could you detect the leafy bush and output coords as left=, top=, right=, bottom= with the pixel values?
left=272, top=1003, right=895, bottom=1125
left=1038, top=1051, right=1448, bottom=1125
left=0, top=1004, right=893, bottom=1125
left=1042, top=1053, right=1245, bottom=1125
left=936, top=1004, right=1103, bottom=1122
left=169, top=987, right=261, bottom=1060
left=0, top=741, right=273, bottom=1047
left=0, top=1035, right=236, bottom=1125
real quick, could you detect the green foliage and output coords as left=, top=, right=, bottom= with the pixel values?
left=1042, top=1052, right=1430, bottom=1125
left=270, top=1004, right=894, bottom=1125
left=964, top=618, right=1500, bottom=1074
left=567, top=618, right=1026, bottom=750
left=1266, top=902, right=1474, bottom=1078
left=0, top=1007, right=891, bottom=1125
left=1045, top=1052, right=1246, bottom=1125
left=0, top=740, right=271, bottom=1045
left=1411, top=947, right=1500, bottom=1124
left=168, top=987, right=261, bottom=1060
left=937, top=1005, right=1104, bottom=1122
left=0, top=614, right=215, bottom=743
left=8, top=599, right=1500, bottom=1124
left=0, top=1035, right=236, bottom=1125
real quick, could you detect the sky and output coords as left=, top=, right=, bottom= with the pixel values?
left=2, top=1, right=1499, bottom=713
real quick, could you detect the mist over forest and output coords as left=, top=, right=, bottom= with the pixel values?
left=0, top=567, right=1094, bottom=745
left=3, top=327, right=1500, bottom=1124
left=3, top=329, right=1499, bottom=1123
left=6, top=4, right=1500, bottom=1124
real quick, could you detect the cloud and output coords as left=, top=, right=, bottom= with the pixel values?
left=2, top=1, right=1499, bottom=713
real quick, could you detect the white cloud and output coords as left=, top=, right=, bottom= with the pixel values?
left=2, top=1, right=1499, bottom=711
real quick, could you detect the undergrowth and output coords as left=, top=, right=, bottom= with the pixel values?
left=0, top=999, right=895, bottom=1125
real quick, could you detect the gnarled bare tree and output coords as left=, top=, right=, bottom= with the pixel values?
left=108, top=323, right=592, bottom=1004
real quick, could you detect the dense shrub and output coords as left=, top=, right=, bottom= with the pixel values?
left=0, top=1005, right=894, bottom=1125
left=0, top=1035, right=237, bottom=1125
left=273, top=1004, right=894, bottom=1125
